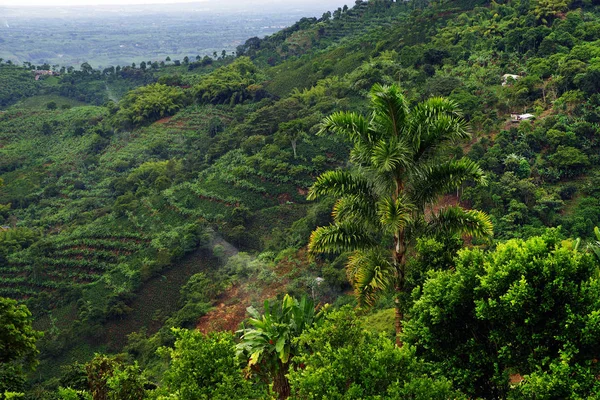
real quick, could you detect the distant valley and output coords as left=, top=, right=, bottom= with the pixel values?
left=0, top=0, right=347, bottom=67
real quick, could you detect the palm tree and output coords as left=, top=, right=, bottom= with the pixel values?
left=236, top=294, right=323, bottom=399
left=308, top=83, right=493, bottom=344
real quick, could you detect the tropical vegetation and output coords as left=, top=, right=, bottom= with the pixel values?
left=2, top=0, right=600, bottom=398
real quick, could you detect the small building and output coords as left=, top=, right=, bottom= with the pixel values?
left=33, top=70, right=58, bottom=81
left=502, top=74, right=521, bottom=86
left=511, top=113, right=535, bottom=123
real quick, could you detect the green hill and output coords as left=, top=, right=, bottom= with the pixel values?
left=3, top=0, right=600, bottom=397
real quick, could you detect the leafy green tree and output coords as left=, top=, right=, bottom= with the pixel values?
left=0, top=297, right=43, bottom=394
left=289, top=307, right=465, bottom=399
left=115, top=83, right=186, bottom=127
left=0, top=227, right=39, bottom=263
left=277, top=119, right=307, bottom=159
left=156, top=329, right=264, bottom=400
left=548, top=145, right=590, bottom=177
left=404, top=230, right=600, bottom=398
left=308, top=84, right=492, bottom=343
left=532, top=0, right=571, bottom=25
left=236, top=295, right=323, bottom=399
left=193, top=57, right=264, bottom=105
left=85, top=354, right=146, bottom=400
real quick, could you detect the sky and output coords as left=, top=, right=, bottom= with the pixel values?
left=0, top=0, right=345, bottom=7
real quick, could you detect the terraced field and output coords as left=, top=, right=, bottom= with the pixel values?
left=1, top=231, right=149, bottom=299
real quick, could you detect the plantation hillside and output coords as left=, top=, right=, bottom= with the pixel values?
left=2, top=0, right=600, bottom=398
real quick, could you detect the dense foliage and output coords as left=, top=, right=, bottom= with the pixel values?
left=0, top=298, right=42, bottom=395
left=2, top=0, right=600, bottom=398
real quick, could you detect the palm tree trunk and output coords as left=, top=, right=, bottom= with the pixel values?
left=273, top=367, right=291, bottom=400
left=393, top=229, right=406, bottom=347
left=394, top=295, right=403, bottom=347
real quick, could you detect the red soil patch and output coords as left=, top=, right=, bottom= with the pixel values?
left=297, top=187, right=309, bottom=196
left=278, top=193, right=292, bottom=204
left=509, top=374, right=523, bottom=384
left=196, top=285, right=249, bottom=334
left=196, top=248, right=311, bottom=335
left=155, top=116, right=173, bottom=125
left=428, top=193, right=461, bottom=216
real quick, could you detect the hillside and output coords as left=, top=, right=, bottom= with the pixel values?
left=2, top=0, right=600, bottom=398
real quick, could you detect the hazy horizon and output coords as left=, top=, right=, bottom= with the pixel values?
left=1, top=0, right=350, bottom=8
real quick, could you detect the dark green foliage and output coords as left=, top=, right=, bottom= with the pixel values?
left=0, top=65, right=40, bottom=108
left=85, top=354, right=147, bottom=400
left=0, top=227, right=39, bottom=263
left=0, top=297, right=42, bottom=394
left=404, top=230, right=600, bottom=399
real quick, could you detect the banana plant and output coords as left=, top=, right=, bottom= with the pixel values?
left=236, top=294, right=323, bottom=400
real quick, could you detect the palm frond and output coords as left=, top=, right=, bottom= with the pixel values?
left=308, top=222, right=378, bottom=254
left=307, top=170, right=374, bottom=201
left=369, top=83, right=409, bottom=139
left=377, top=195, right=414, bottom=234
left=332, top=195, right=377, bottom=226
left=427, top=206, right=493, bottom=239
left=409, top=98, right=469, bottom=160
left=318, top=111, right=370, bottom=145
left=370, top=137, right=411, bottom=173
left=346, top=248, right=395, bottom=306
left=410, top=158, right=487, bottom=207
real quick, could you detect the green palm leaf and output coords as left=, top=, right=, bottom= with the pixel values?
left=369, top=83, right=409, bottom=139
left=308, top=222, right=377, bottom=254
left=308, top=170, right=375, bottom=201
left=409, top=98, right=469, bottom=161
left=346, top=248, right=394, bottom=306
left=427, top=206, right=493, bottom=239
left=377, top=196, right=414, bottom=235
left=370, top=137, right=411, bottom=173
left=332, top=195, right=377, bottom=227
left=410, top=158, right=487, bottom=208
left=318, top=111, right=369, bottom=145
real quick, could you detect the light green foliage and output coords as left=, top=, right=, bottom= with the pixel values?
left=236, top=294, right=323, bottom=399
left=193, top=57, right=265, bottom=105
left=154, top=329, right=265, bottom=400
left=289, top=307, right=464, bottom=399
left=116, top=83, right=186, bottom=126
left=57, top=387, right=92, bottom=400
left=532, top=0, right=572, bottom=24
left=404, top=230, right=600, bottom=398
left=126, top=160, right=182, bottom=193
left=548, top=145, right=590, bottom=176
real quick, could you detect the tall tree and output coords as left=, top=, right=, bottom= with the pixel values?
left=308, top=83, right=492, bottom=344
